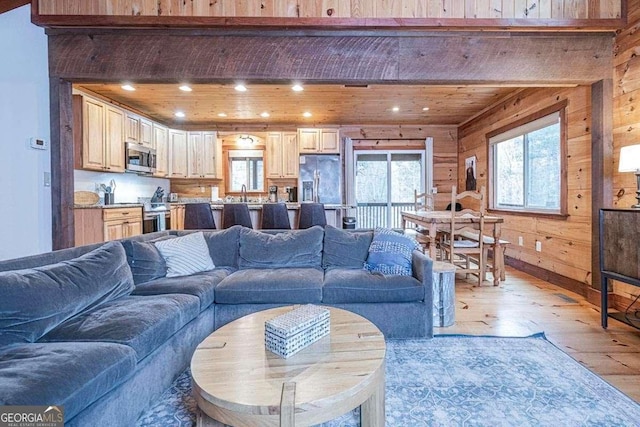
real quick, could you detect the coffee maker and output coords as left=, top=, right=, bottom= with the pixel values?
left=285, top=186, right=297, bottom=202
left=268, top=185, right=278, bottom=203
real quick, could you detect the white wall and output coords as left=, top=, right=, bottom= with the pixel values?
left=0, top=6, right=51, bottom=260
left=74, top=170, right=170, bottom=203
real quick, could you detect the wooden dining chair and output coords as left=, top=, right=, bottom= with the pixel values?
left=440, top=186, right=487, bottom=286
left=405, top=189, right=437, bottom=256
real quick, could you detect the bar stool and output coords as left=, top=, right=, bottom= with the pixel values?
left=184, top=203, right=216, bottom=230
left=298, top=203, right=327, bottom=229
left=260, top=203, right=291, bottom=229
left=222, top=203, right=253, bottom=229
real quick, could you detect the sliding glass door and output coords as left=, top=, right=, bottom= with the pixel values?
left=355, top=151, right=424, bottom=229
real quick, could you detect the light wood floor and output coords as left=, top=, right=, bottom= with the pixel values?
left=435, top=267, right=640, bottom=403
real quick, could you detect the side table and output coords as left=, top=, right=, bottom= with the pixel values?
left=432, top=261, right=456, bottom=327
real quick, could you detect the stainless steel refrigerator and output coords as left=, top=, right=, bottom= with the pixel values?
left=298, top=154, right=342, bottom=204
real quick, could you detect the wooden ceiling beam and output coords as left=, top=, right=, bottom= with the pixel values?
left=48, top=32, right=613, bottom=85
left=0, top=0, right=29, bottom=14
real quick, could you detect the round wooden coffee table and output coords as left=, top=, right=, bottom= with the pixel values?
left=191, top=306, right=386, bottom=427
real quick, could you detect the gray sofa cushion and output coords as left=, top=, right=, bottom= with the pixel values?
left=132, top=267, right=235, bottom=311
left=215, top=268, right=323, bottom=304
left=238, top=226, right=324, bottom=269
left=121, top=237, right=174, bottom=285
left=40, top=294, right=200, bottom=361
left=323, top=226, right=373, bottom=269
left=177, top=226, right=242, bottom=268
left=322, top=269, right=424, bottom=303
left=0, top=342, right=136, bottom=421
left=0, top=241, right=134, bottom=347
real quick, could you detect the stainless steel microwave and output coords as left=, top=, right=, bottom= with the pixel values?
left=125, top=142, right=156, bottom=174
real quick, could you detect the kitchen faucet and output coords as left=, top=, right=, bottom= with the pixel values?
left=241, top=184, right=248, bottom=202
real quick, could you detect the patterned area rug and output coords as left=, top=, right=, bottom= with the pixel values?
left=136, top=334, right=640, bottom=426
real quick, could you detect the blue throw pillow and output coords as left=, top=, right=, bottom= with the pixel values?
left=364, top=228, right=420, bottom=276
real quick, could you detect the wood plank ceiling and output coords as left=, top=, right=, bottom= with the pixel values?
left=76, top=83, right=542, bottom=127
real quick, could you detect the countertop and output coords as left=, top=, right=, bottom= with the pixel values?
left=75, top=202, right=354, bottom=210
left=74, top=203, right=144, bottom=209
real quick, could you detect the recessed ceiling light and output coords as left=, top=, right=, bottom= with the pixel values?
left=392, top=106, right=400, bottom=112
left=292, top=84, right=304, bottom=92
left=179, top=85, right=192, bottom=92
left=174, top=111, right=186, bottom=118
left=121, top=84, right=136, bottom=92
left=303, top=112, right=312, bottom=118
left=422, top=107, right=430, bottom=111
left=234, top=84, right=247, bottom=92
left=260, top=112, right=270, bottom=118
left=217, top=113, right=227, bottom=117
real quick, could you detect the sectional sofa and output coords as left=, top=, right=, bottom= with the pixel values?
left=0, top=225, right=434, bottom=426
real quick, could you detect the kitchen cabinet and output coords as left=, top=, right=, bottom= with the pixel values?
left=169, top=130, right=188, bottom=178
left=187, top=131, right=220, bottom=178
left=74, top=207, right=142, bottom=246
left=105, top=106, right=126, bottom=172
left=74, top=95, right=125, bottom=172
left=170, top=204, right=185, bottom=230
left=153, top=124, right=169, bottom=177
left=126, top=113, right=153, bottom=148
left=103, top=207, right=143, bottom=241
left=266, top=132, right=299, bottom=178
left=140, top=118, right=153, bottom=148
left=297, top=128, right=340, bottom=153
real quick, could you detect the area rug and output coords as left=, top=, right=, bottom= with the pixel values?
left=136, top=334, right=640, bottom=426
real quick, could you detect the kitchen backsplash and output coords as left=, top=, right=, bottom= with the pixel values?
left=74, top=169, right=170, bottom=203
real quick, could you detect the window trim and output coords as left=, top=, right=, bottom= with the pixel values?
left=486, top=100, right=568, bottom=217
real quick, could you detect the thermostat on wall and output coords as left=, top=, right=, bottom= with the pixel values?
left=30, top=137, right=48, bottom=150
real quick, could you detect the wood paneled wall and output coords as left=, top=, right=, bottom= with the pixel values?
left=342, top=125, right=458, bottom=210
left=458, top=87, right=593, bottom=293
left=37, top=0, right=622, bottom=19
left=612, top=0, right=640, bottom=303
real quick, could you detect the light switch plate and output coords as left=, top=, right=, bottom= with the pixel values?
left=44, top=172, right=51, bottom=187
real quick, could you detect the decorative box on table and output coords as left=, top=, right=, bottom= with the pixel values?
left=265, top=305, right=330, bottom=358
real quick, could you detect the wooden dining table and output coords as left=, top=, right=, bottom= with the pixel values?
left=401, top=210, right=505, bottom=286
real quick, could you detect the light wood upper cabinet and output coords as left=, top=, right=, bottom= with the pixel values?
left=140, top=118, right=153, bottom=148
left=81, top=97, right=106, bottom=170
left=187, top=131, right=220, bottom=178
left=203, top=131, right=220, bottom=178
left=320, top=129, right=340, bottom=153
left=153, top=124, right=169, bottom=177
left=267, top=132, right=299, bottom=178
left=126, top=113, right=153, bottom=148
left=125, top=113, right=140, bottom=144
left=282, top=132, right=299, bottom=177
left=104, top=106, right=126, bottom=172
left=75, top=94, right=125, bottom=172
left=297, top=128, right=340, bottom=153
left=169, top=129, right=188, bottom=178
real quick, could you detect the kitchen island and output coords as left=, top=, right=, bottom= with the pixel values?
left=169, top=201, right=353, bottom=230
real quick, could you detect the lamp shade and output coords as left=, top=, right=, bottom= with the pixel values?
left=618, top=144, right=640, bottom=172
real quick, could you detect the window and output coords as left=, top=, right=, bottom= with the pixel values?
left=488, top=103, right=566, bottom=215
left=228, top=150, right=264, bottom=192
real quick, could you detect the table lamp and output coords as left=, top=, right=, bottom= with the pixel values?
left=619, top=144, right=640, bottom=208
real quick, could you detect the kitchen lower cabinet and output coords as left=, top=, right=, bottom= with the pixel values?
left=103, top=207, right=143, bottom=242
left=170, top=204, right=185, bottom=230
left=74, top=207, right=143, bottom=246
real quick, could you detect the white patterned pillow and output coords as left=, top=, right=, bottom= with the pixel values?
left=154, top=232, right=215, bottom=278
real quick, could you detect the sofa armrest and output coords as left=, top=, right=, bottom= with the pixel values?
left=412, top=250, right=433, bottom=305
